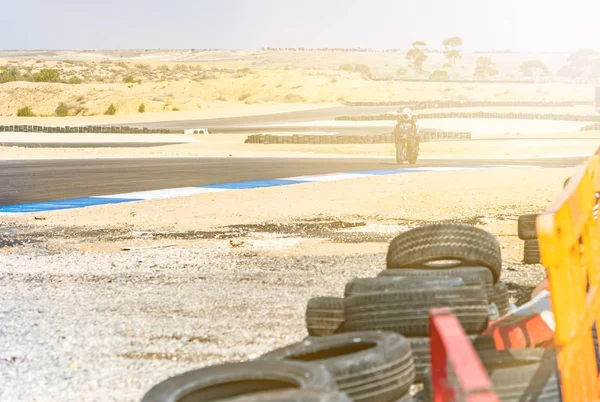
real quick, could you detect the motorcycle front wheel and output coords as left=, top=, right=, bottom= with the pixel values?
left=407, top=141, right=419, bottom=165
left=395, top=144, right=406, bottom=164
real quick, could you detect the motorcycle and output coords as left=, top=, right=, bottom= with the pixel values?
left=394, top=121, right=420, bottom=165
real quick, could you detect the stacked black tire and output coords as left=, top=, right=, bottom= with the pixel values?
left=518, top=214, right=541, bottom=264
left=305, top=224, right=509, bottom=383
left=141, top=223, right=559, bottom=402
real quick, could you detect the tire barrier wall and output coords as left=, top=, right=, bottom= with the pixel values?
left=244, top=132, right=471, bottom=144
left=336, top=112, right=600, bottom=122
left=343, top=100, right=594, bottom=108
left=0, top=125, right=171, bottom=134
left=581, top=123, right=600, bottom=131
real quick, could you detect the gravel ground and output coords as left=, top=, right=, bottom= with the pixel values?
left=0, top=242, right=385, bottom=402
left=0, top=165, right=564, bottom=401
left=0, top=223, right=546, bottom=402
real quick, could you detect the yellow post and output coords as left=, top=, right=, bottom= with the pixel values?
left=537, top=152, right=600, bottom=402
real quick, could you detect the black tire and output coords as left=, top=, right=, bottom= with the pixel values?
left=377, top=267, right=494, bottom=300
left=344, top=286, right=489, bottom=336
left=386, top=224, right=502, bottom=283
left=490, top=281, right=510, bottom=317
left=260, top=331, right=415, bottom=402
left=141, top=361, right=336, bottom=402
left=220, top=390, right=353, bottom=402
left=523, top=240, right=541, bottom=264
left=396, top=145, right=405, bottom=164
left=393, top=393, right=414, bottom=402
left=306, top=297, right=345, bottom=336
left=422, top=349, right=560, bottom=402
left=518, top=214, right=538, bottom=240
left=344, top=276, right=465, bottom=298
left=478, top=349, right=561, bottom=402
left=409, top=335, right=496, bottom=381
left=407, top=140, right=419, bottom=164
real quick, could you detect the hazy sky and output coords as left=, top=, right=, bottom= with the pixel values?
left=1, top=0, right=598, bottom=52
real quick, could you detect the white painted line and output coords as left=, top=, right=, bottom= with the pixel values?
left=95, top=187, right=231, bottom=200
left=285, top=173, right=374, bottom=182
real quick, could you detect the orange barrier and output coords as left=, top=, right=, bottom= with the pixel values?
left=537, top=148, right=600, bottom=402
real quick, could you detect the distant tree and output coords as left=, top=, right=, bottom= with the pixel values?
left=558, top=48, right=600, bottom=80
left=55, top=102, right=69, bottom=117
left=138, top=103, right=146, bottom=113
left=406, top=41, right=428, bottom=73
left=123, top=75, right=135, bottom=83
left=33, top=69, right=60, bottom=82
left=474, top=57, right=499, bottom=79
left=442, top=37, right=463, bottom=66
left=519, top=60, right=548, bottom=79
left=429, top=70, right=450, bottom=81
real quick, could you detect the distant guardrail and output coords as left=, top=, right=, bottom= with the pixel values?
left=244, top=132, right=471, bottom=144
left=0, top=125, right=171, bottom=134
left=336, top=112, right=600, bottom=122
left=342, top=100, right=594, bottom=108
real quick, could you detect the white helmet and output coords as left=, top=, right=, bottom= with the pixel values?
left=401, top=107, right=412, bottom=121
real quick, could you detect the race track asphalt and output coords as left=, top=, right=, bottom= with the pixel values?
left=0, top=156, right=584, bottom=206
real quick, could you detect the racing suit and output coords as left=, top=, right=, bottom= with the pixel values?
left=393, top=116, right=420, bottom=144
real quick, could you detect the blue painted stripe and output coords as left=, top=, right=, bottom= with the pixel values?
left=0, top=197, right=137, bottom=213
left=199, top=179, right=300, bottom=190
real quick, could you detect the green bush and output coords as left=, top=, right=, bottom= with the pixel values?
left=104, top=104, right=117, bottom=115
left=33, top=69, right=60, bottom=82
left=68, top=76, right=82, bottom=84
left=55, top=102, right=69, bottom=117
left=429, top=70, right=450, bottom=81
left=0, top=66, right=20, bottom=83
left=396, top=67, right=409, bottom=77
left=354, top=64, right=372, bottom=78
left=238, top=93, right=252, bottom=101
left=138, top=103, right=146, bottom=113
left=284, top=93, right=307, bottom=103
left=17, top=106, right=36, bottom=117
left=123, top=75, right=135, bottom=83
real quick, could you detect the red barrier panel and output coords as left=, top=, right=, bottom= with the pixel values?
left=429, top=308, right=500, bottom=402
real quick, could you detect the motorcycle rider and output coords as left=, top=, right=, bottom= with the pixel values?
left=393, top=107, right=419, bottom=140
left=393, top=107, right=420, bottom=164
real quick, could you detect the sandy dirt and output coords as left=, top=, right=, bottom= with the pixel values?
left=0, top=50, right=595, bottom=118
